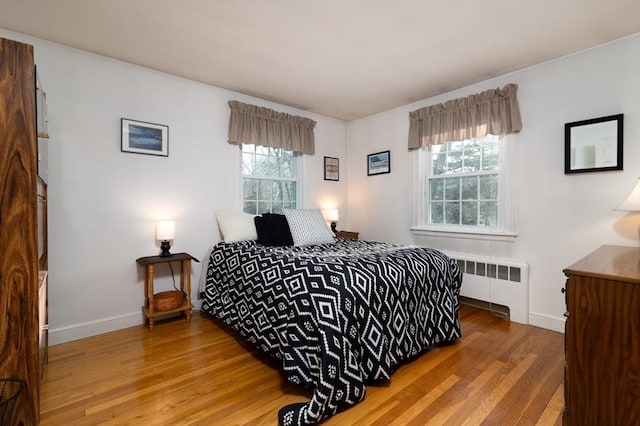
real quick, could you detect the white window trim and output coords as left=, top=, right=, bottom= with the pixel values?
left=229, top=146, right=242, bottom=211
left=409, top=226, right=518, bottom=242
left=411, top=134, right=517, bottom=242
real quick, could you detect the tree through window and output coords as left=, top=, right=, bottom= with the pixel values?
left=241, top=144, right=298, bottom=214
left=414, top=132, right=516, bottom=237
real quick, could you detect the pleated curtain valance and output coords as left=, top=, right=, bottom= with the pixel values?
left=228, top=100, right=316, bottom=155
left=408, top=83, right=522, bottom=150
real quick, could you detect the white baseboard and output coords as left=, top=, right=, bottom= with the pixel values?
left=49, top=311, right=143, bottom=345
left=50, top=300, right=562, bottom=345
left=528, top=312, right=565, bottom=333
left=49, top=299, right=204, bottom=345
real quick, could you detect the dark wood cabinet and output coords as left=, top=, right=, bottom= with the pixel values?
left=37, top=179, right=49, bottom=380
left=563, top=245, right=640, bottom=426
left=0, top=37, right=46, bottom=425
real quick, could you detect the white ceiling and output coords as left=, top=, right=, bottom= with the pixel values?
left=1, top=0, right=639, bottom=121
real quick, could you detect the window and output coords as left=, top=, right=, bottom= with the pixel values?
left=414, top=134, right=515, bottom=238
left=430, top=135, right=499, bottom=226
left=241, top=144, right=299, bottom=214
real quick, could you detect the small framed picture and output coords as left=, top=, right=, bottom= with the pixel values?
left=565, top=114, right=623, bottom=174
left=121, top=118, right=169, bottom=157
left=367, top=150, right=390, bottom=176
left=324, top=156, right=339, bottom=181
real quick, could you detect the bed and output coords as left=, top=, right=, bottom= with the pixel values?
left=201, top=211, right=462, bottom=425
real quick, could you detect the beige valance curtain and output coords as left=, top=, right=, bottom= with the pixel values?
left=408, top=83, right=522, bottom=150
left=228, top=100, right=316, bottom=155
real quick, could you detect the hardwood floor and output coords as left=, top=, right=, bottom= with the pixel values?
left=40, top=305, right=564, bottom=425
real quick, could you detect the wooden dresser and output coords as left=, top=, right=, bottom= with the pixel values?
left=0, top=37, right=48, bottom=425
left=563, top=245, right=640, bottom=425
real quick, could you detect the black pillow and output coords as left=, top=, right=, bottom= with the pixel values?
left=265, top=213, right=294, bottom=246
left=254, top=213, right=293, bottom=246
left=254, top=215, right=272, bottom=245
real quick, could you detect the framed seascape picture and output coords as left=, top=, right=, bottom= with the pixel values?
left=564, top=114, right=623, bottom=174
left=367, top=150, right=390, bottom=176
left=324, top=156, right=339, bottom=181
left=121, top=118, right=169, bottom=157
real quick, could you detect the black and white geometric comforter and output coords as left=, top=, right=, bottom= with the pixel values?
left=201, top=238, right=462, bottom=425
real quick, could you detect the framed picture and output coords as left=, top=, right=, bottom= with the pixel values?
left=367, top=150, right=391, bottom=176
left=324, top=156, right=339, bottom=181
left=565, top=114, right=623, bottom=174
left=121, top=118, right=169, bottom=157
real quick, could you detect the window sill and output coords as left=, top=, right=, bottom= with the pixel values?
left=410, top=226, right=517, bottom=242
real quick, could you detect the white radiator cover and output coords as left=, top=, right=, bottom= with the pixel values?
left=445, top=251, right=529, bottom=324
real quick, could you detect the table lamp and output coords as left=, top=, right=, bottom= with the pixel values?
left=616, top=178, right=640, bottom=211
left=156, top=220, right=175, bottom=257
left=326, top=209, right=339, bottom=233
left=616, top=178, right=640, bottom=240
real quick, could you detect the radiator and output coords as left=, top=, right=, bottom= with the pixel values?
left=445, top=251, right=529, bottom=324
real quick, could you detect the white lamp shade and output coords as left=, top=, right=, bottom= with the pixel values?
left=325, top=209, right=339, bottom=222
left=616, top=178, right=640, bottom=211
left=156, top=221, right=175, bottom=241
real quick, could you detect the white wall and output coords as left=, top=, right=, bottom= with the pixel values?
left=0, top=29, right=349, bottom=344
left=4, top=26, right=639, bottom=342
left=348, top=33, right=640, bottom=332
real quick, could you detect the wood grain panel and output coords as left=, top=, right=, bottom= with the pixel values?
left=0, top=37, right=39, bottom=425
left=565, top=274, right=640, bottom=425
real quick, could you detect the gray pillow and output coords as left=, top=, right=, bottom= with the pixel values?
left=283, top=209, right=335, bottom=246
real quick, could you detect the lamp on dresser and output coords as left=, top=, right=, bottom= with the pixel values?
left=615, top=177, right=640, bottom=241
left=156, top=220, right=175, bottom=257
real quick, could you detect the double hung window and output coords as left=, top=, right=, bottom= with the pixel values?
left=415, top=134, right=515, bottom=238
left=241, top=144, right=298, bottom=214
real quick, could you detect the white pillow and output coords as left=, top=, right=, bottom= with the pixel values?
left=284, top=208, right=335, bottom=246
left=215, top=210, right=257, bottom=243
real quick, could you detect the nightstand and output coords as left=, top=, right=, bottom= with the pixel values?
left=335, top=230, right=359, bottom=240
left=136, top=253, right=199, bottom=331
